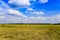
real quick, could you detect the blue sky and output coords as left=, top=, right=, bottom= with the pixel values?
left=0, top=0, right=60, bottom=23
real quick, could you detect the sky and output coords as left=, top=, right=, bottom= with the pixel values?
left=0, top=0, right=60, bottom=23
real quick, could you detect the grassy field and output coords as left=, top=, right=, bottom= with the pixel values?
left=0, top=24, right=60, bottom=40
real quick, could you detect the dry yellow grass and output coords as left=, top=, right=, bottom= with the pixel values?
left=0, top=24, right=60, bottom=40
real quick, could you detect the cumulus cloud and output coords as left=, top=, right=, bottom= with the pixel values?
left=32, top=11, right=44, bottom=15
left=26, top=8, right=44, bottom=15
left=39, top=0, right=48, bottom=3
left=0, top=15, right=5, bottom=19
left=26, top=11, right=44, bottom=15
left=0, top=0, right=10, bottom=8
left=8, top=9, right=27, bottom=17
left=48, top=14, right=60, bottom=23
left=8, top=0, right=30, bottom=7
left=30, top=0, right=36, bottom=1
left=27, top=8, right=33, bottom=11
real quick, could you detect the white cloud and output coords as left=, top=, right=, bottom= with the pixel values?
left=30, top=0, right=36, bottom=1
left=8, top=0, right=30, bottom=7
left=32, top=11, right=44, bottom=15
left=34, top=16, right=46, bottom=19
left=26, top=8, right=44, bottom=15
left=27, top=8, right=33, bottom=11
left=0, top=15, right=5, bottom=19
left=8, top=9, right=27, bottom=17
left=39, top=0, right=48, bottom=3
left=0, top=1, right=10, bottom=8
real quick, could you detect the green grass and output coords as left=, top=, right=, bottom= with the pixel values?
left=0, top=24, right=60, bottom=40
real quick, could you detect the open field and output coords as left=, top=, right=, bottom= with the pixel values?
left=0, top=24, right=60, bottom=40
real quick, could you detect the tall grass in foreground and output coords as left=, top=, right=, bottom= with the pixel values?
left=0, top=24, right=60, bottom=40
